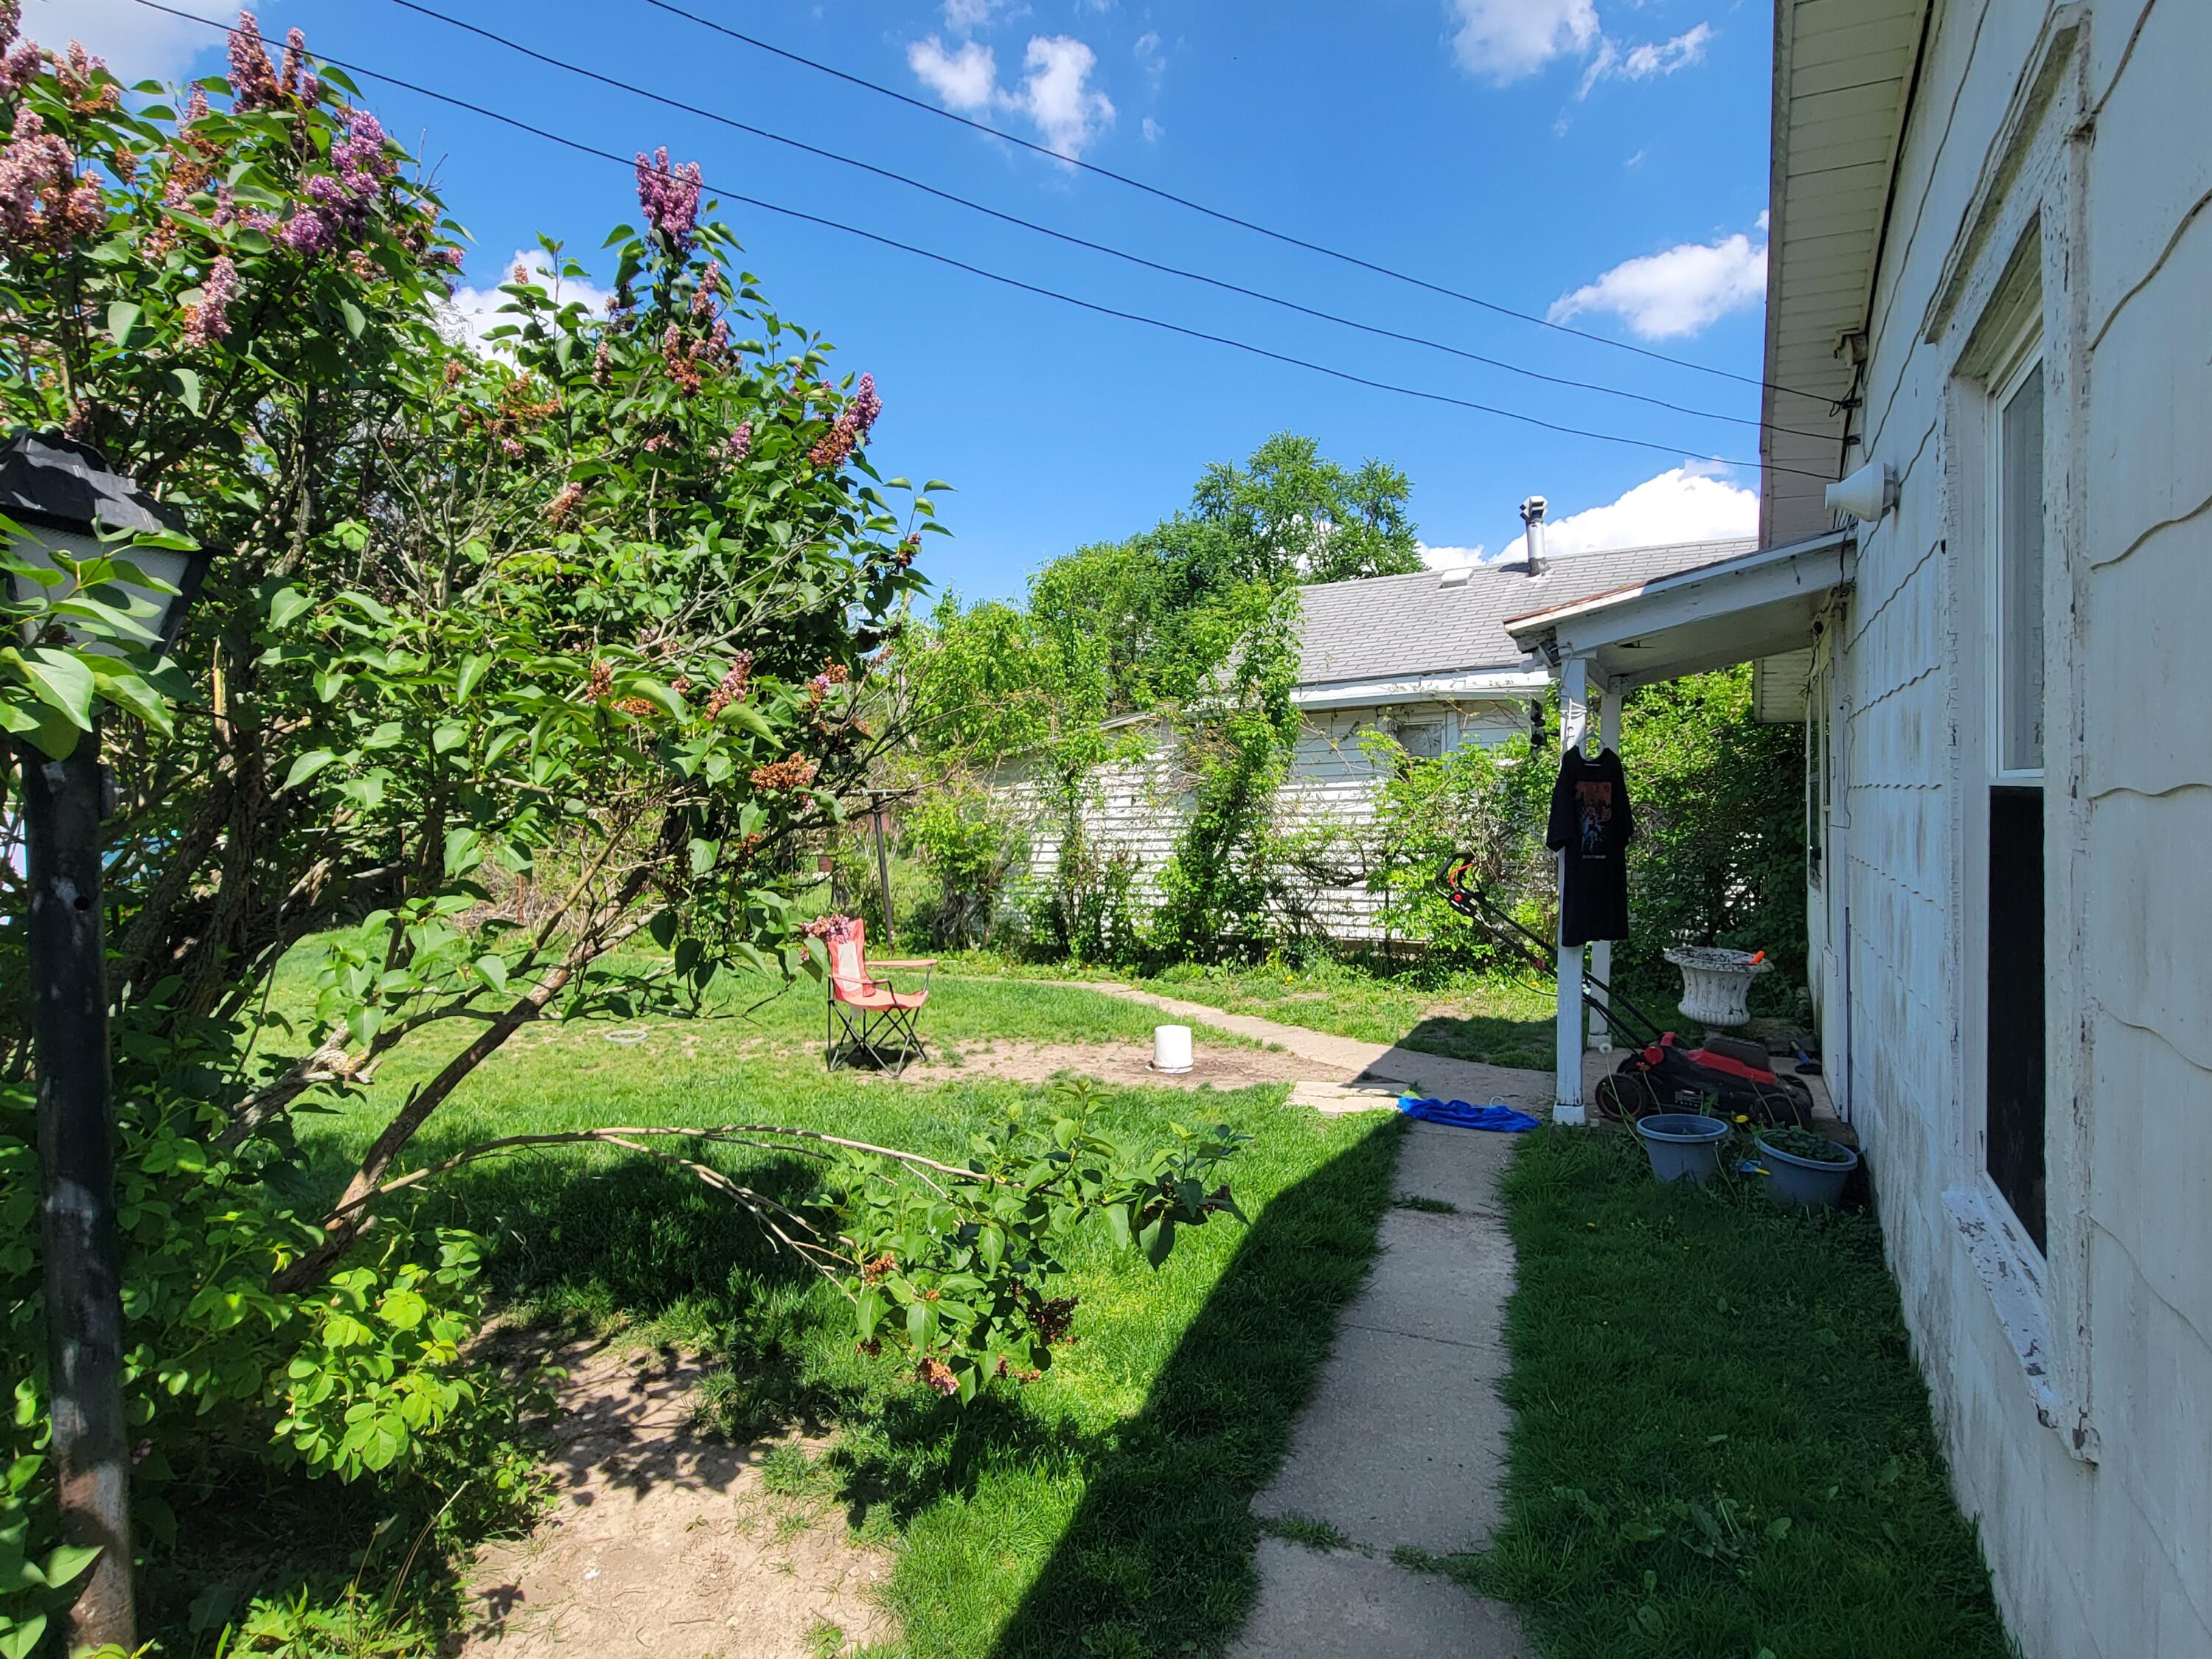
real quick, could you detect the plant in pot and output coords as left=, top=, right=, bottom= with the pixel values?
left=1746, top=1121, right=1860, bottom=1211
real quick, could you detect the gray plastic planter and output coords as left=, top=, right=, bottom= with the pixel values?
left=1753, top=1134, right=1860, bottom=1210
left=1634, top=1113, right=1731, bottom=1184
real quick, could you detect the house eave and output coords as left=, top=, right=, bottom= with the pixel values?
left=1292, top=668, right=1552, bottom=710
left=1503, top=528, right=1857, bottom=692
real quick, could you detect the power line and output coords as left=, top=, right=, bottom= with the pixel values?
left=636, top=0, right=1832, bottom=408
left=384, top=0, right=1832, bottom=445
left=130, top=1, right=1835, bottom=480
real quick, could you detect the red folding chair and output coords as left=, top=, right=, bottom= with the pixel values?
left=818, top=917, right=937, bottom=1076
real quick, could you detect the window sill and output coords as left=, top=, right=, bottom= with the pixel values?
left=1941, top=1186, right=2096, bottom=1461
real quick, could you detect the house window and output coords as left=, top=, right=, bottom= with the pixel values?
left=1997, top=359, right=2047, bottom=774
left=1391, top=717, right=1445, bottom=762
left=1983, top=339, right=2048, bottom=1250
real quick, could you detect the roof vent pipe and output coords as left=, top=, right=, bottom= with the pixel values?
left=1518, top=495, right=1548, bottom=577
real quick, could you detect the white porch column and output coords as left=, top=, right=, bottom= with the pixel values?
left=1554, top=654, right=1589, bottom=1123
left=1589, top=689, right=1622, bottom=1051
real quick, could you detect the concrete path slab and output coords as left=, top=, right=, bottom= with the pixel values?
left=1232, top=1540, right=1529, bottom=1659
left=1041, top=980, right=1556, bottom=1110
left=1231, top=1119, right=1531, bottom=1656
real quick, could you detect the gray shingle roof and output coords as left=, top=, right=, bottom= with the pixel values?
left=1296, top=538, right=1756, bottom=686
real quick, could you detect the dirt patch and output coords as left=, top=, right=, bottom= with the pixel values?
left=873, top=1038, right=1312, bottom=1091
left=459, top=1338, right=891, bottom=1658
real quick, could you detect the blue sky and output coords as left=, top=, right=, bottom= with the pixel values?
left=50, top=0, right=1775, bottom=600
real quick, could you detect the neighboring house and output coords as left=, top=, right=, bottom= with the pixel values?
left=998, top=538, right=1747, bottom=939
left=1501, top=6, right=2211, bottom=1655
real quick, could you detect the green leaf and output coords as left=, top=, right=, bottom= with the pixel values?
left=282, top=748, right=338, bottom=791
left=107, top=300, right=142, bottom=349
left=43, top=1541, right=101, bottom=1588
left=171, top=366, right=203, bottom=414
left=1105, top=1205, right=1132, bottom=1253
left=648, top=911, right=678, bottom=950
left=13, top=647, right=96, bottom=725
left=456, top=653, right=491, bottom=700
left=340, top=299, right=366, bottom=338
left=0, top=1612, right=47, bottom=1659
left=268, top=585, right=314, bottom=629
left=431, top=719, right=467, bottom=754
left=855, top=1287, right=883, bottom=1340
left=475, top=954, right=508, bottom=995
left=379, top=1287, right=428, bottom=1329
left=687, top=837, right=719, bottom=877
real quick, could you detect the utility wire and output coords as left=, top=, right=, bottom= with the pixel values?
left=131, top=0, right=1837, bottom=480
left=385, top=0, right=1832, bottom=444
left=636, top=0, right=1833, bottom=408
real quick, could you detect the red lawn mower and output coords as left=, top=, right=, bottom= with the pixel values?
left=1436, top=855, right=1814, bottom=1128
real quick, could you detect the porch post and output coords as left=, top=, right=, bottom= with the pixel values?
left=1554, top=655, right=1589, bottom=1124
left=1589, top=688, right=1622, bottom=1051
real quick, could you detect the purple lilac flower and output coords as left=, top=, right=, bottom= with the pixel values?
left=278, top=27, right=307, bottom=97
left=0, top=37, right=37, bottom=96
left=692, top=258, right=720, bottom=318
left=591, top=338, right=612, bottom=386
left=726, top=420, right=752, bottom=461
left=278, top=206, right=332, bottom=257
left=182, top=86, right=209, bottom=125
left=227, top=12, right=282, bottom=110
left=633, top=147, right=702, bottom=254
left=0, top=0, right=17, bottom=49
left=181, top=254, right=240, bottom=348
left=849, top=372, right=882, bottom=435
left=806, top=373, right=882, bottom=470
left=0, top=109, right=82, bottom=252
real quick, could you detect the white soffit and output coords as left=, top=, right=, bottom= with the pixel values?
left=1502, top=529, right=1855, bottom=692
left=1761, top=0, right=1930, bottom=546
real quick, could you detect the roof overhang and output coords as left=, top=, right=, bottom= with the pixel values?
left=1760, top=0, right=1930, bottom=545
left=1293, top=667, right=1551, bottom=710
left=1503, top=529, right=1856, bottom=692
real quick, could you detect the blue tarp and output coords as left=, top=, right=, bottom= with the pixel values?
left=1397, top=1096, right=1541, bottom=1133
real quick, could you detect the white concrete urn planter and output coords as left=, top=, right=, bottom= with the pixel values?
left=1663, top=946, right=1771, bottom=1029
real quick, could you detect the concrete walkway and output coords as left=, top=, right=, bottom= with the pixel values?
left=1043, top=980, right=1556, bottom=1111
left=1060, top=981, right=1539, bottom=1656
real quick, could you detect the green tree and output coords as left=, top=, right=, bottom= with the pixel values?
left=1185, top=431, right=1419, bottom=585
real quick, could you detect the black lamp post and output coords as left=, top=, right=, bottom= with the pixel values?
left=3, top=430, right=207, bottom=1653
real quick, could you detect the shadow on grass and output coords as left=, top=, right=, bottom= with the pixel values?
left=962, top=1113, right=1405, bottom=1659
left=1398, top=1011, right=1552, bottom=1071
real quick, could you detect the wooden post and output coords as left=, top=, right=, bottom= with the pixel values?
left=1555, top=656, right=1589, bottom=1124
left=1590, top=688, right=1622, bottom=1052
left=23, top=720, right=136, bottom=1649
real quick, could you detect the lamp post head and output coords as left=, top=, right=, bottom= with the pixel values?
left=0, top=428, right=208, bottom=655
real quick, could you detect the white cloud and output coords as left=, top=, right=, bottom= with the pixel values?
left=1578, top=21, right=1711, bottom=97
left=1010, top=35, right=1115, bottom=156
left=909, top=32, right=1116, bottom=158
left=908, top=36, right=1001, bottom=111
left=1548, top=229, right=1767, bottom=340
left=440, top=251, right=613, bottom=355
left=1526, top=465, right=1757, bottom=557
left=1420, top=543, right=1489, bottom=569
left=942, top=0, right=1026, bottom=32
left=1133, top=28, right=1165, bottom=83
left=1141, top=114, right=1163, bottom=143
left=24, top=0, right=212, bottom=83
left=1445, top=0, right=1597, bottom=84
left=1422, top=465, right=1758, bottom=573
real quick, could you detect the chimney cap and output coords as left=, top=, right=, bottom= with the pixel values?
left=1518, top=495, right=1548, bottom=524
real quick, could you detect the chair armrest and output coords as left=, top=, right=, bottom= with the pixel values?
left=868, top=958, right=940, bottom=969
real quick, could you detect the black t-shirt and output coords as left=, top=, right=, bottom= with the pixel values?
left=1545, top=745, right=1635, bottom=945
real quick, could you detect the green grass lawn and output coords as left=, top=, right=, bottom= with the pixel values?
left=251, top=970, right=1400, bottom=1658
left=1411, top=1127, right=2014, bottom=1659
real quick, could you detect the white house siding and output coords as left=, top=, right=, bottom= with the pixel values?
left=1828, top=4, right=2212, bottom=1655
left=998, top=700, right=1526, bottom=942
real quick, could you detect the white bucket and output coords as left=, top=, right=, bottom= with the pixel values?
left=1151, top=1024, right=1194, bottom=1074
